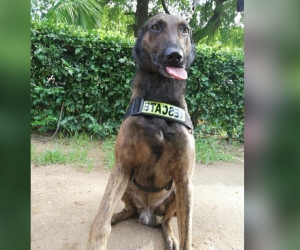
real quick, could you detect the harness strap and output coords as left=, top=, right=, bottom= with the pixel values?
left=131, top=173, right=173, bottom=193
left=124, top=98, right=194, bottom=130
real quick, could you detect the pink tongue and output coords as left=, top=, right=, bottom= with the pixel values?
left=166, top=67, right=187, bottom=80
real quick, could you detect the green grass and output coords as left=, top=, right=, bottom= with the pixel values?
left=31, top=133, right=94, bottom=172
left=101, top=136, right=116, bottom=169
left=195, top=137, right=238, bottom=164
left=31, top=132, right=243, bottom=172
left=99, top=135, right=242, bottom=169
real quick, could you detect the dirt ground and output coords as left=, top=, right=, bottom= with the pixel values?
left=31, top=140, right=244, bottom=250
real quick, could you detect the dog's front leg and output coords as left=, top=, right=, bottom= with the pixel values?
left=85, top=163, right=130, bottom=250
left=175, top=177, right=194, bottom=250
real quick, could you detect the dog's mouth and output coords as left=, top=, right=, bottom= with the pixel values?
left=152, top=58, right=188, bottom=80
left=165, top=67, right=187, bottom=80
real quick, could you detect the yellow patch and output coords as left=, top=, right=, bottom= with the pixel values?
left=142, top=101, right=186, bottom=123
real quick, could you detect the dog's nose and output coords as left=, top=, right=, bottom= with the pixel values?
left=165, top=48, right=183, bottom=65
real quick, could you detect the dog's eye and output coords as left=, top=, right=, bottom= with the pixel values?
left=183, top=27, right=189, bottom=34
left=151, top=25, right=160, bottom=31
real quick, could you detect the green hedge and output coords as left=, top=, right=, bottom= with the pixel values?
left=187, top=46, right=244, bottom=140
left=31, top=21, right=244, bottom=140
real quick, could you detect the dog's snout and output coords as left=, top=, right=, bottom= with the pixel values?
left=165, top=48, right=183, bottom=65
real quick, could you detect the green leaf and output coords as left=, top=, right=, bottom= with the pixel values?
left=75, top=48, right=83, bottom=54
left=68, top=69, right=74, bottom=75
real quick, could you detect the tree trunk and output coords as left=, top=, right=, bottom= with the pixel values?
left=161, top=0, right=170, bottom=14
left=133, top=0, right=149, bottom=37
left=192, top=0, right=227, bottom=43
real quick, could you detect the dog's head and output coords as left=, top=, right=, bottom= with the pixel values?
left=133, top=13, right=196, bottom=80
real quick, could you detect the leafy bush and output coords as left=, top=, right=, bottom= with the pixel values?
left=187, top=45, right=244, bottom=140
left=31, top=21, right=244, bottom=140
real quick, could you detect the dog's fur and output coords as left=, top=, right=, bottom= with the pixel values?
left=85, top=13, right=196, bottom=250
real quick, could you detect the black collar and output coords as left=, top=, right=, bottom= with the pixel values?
left=131, top=172, right=173, bottom=193
left=124, top=98, right=194, bottom=130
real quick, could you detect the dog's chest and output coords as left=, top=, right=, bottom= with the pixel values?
left=132, top=122, right=192, bottom=185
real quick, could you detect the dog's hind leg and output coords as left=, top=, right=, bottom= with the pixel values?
left=85, top=162, right=130, bottom=250
left=111, top=192, right=136, bottom=225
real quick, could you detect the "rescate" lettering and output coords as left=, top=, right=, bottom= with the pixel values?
left=142, top=101, right=185, bottom=122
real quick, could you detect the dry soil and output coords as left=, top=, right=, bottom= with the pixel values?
left=31, top=141, right=244, bottom=250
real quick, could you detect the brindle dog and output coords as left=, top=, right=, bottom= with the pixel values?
left=85, top=13, right=196, bottom=250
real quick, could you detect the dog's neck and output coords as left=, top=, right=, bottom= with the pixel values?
left=130, top=68, right=188, bottom=110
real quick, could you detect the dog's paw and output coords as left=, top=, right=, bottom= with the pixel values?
left=165, top=236, right=179, bottom=250
left=85, top=241, right=106, bottom=250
